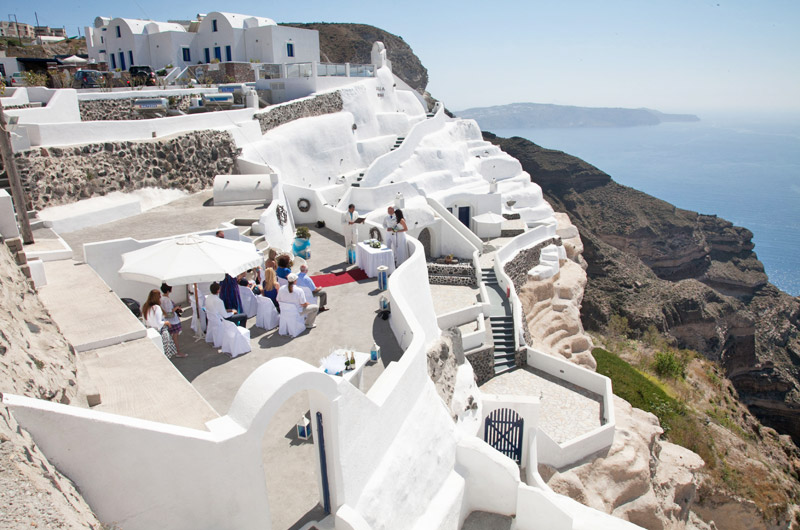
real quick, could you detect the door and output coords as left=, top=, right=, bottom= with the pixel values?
left=225, top=45, right=232, bottom=62
left=484, top=408, right=524, bottom=464
left=204, top=48, right=210, bottom=63
left=119, top=52, right=126, bottom=71
left=214, top=47, right=222, bottom=61
left=458, top=206, right=471, bottom=228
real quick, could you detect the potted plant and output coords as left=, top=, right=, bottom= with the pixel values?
left=292, top=226, right=311, bottom=259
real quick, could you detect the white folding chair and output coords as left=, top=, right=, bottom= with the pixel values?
left=278, top=301, right=305, bottom=338
left=221, top=320, right=251, bottom=358
left=238, top=285, right=259, bottom=319
left=204, top=311, right=225, bottom=349
left=256, top=296, right=279, bottom=330
left=299, top=285, right=319, bottom=307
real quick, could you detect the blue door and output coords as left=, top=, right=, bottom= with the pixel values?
left=214, top=47, right=221, bottom=61
left=225, top=45, right=232, bottom=62
left=119, top=52, right=126, bottom=71
left=458, top=206, right=471, bottom=227
left=204, top=48, right=210, bottom=63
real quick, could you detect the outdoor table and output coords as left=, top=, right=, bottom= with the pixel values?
left=356, top=242, right=395, bottom=278
left=320, top=350, right=370, bottom=391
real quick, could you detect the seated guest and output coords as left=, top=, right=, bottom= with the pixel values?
left=277, top=273, right=318, bottom=329
left=276, top=255, right=292, bottom=280
left=205, top=281, right=247, bottom=327
left=261, top=267, right=280, bottom=310
left=297, top=264, right=328, bottom=312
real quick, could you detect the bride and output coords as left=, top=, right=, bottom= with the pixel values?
left=392, top=208, right=409, bottom=266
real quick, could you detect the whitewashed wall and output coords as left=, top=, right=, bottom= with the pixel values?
left=526, top=347, right=615, bottom=469
left=24, top=107, right=257, bottom=148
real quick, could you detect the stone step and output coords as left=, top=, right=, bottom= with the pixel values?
left=494, top=363, right=516, bottom=375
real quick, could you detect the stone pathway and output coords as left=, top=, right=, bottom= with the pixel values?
left=480, top=366, right=604, bottom=444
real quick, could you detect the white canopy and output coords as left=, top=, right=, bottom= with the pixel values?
left=61, top=55, right=88, bottom=64
left=118, top=235, right=263, bottom=286
left=471, top=212, right=506, bottom=224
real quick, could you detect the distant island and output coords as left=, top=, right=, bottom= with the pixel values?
left=455, top=102, right=700, bottom=129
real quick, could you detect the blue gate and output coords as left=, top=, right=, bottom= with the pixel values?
left=484, top=408, right=524, bottom=464
left=316, top=412, right=331, bottom=514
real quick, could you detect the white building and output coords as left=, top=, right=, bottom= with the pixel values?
left=85, top=12, right=319, bottom=71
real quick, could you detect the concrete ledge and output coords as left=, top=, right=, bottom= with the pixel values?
left=37, top=260, right=147, bottom=352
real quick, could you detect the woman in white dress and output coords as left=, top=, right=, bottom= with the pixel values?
left=392, top=208, right=409, bottom=266
left=142, top=289, right=183, bottom=358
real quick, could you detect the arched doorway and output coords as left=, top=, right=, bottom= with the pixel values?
left=226, top=359, right=341, bottom=529
left=418, top=228, right=433, bottom=259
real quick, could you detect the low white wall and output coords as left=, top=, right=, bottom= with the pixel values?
left=76, top=87, right=219, bottom=101
left=515, top=484, right=574, bottom=530
left=39, top=195, right=141, bottom=234
left=386, top=237, right=439, bottom=350
left=527, top=347, right=615, bottom=468
left=25, top=107, right=257, bottom=148
left=212, top=173, right=274, bottom=206
left=360, top=103, right=446, bottom=187
left=5, top=88, right=80, bottom=125
left=455, top=434, right=520, bottom=522
left=0, top=190, right=20, bottom=240
left=437, top=304, right=488, bottom=351
left=83, top=225, right=240, bottom=306
left=0, top=86, right=28, bottom=107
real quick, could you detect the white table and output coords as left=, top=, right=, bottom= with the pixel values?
left=320, top=351, right=370, bottom=391
left=356, top=242, right=395, bottom=278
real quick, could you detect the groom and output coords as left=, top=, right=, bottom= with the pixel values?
left=382, top=206, right=396, bottom=253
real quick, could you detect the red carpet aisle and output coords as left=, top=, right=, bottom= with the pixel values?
left=310, top=268, right=369, bottom=288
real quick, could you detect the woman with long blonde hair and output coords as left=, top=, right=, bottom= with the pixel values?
left=262, top=267, right=280, bottom=310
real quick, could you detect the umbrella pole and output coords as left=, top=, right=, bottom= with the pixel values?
left=193, top=283, right=205, bottom=340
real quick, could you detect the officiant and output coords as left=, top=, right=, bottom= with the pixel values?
left=342, top=203, right=360, bottom=247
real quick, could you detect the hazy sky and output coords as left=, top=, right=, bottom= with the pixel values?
left=15, top=0, right=800, bottom=113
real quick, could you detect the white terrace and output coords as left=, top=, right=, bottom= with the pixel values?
left=1, top=42, right=638, bottom=530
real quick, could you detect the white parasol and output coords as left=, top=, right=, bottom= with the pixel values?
left=61, top=55, right=88, bottom=65
left=119, top=235, right=263, bottom=336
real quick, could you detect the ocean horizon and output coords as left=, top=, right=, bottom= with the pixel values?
left=493, top=114, right=800, bottom=296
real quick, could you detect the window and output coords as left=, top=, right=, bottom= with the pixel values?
left=212, top=19, right=217, bottom=32
left=204, top=48, right=210, bottom=63
left=182, top=48, right=191, bottom=62
left=100, top=36, right=104, bottom=44
left=115, top=26, right=121, bottom=38
left=110, top=53, right=116, bottom=69
left=128, top=51, right=134, bottom=66
left=286, top=42, right=294, bottom=57
left=225, top=45, right=231, bottom=62
left=214, top=46, right=221, bottom=61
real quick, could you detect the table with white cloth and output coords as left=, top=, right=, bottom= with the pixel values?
left=356, top=242, right=395, bottom=278
left=320, top=351, right=370, bottom=391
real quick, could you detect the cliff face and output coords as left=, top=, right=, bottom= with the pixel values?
left=485, top=133, right=800, bottom=446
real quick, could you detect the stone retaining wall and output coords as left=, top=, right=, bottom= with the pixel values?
left=465, top=346, right=494, bottom=386
left=13, top=130, right=237, bottom=210
left=78, top=95, right=199, bottom=121
left=254, top=91, right=343, bottom=134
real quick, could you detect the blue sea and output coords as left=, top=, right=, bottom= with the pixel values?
left=494, top=114, right=800, bottom=296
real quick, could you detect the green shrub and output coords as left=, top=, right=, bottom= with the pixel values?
left=607, top=314, right=630, bottom=338
left=654, top=350, right=687, bottom=379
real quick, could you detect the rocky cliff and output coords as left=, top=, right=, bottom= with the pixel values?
left=484, top=132, right=800, bottom=447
